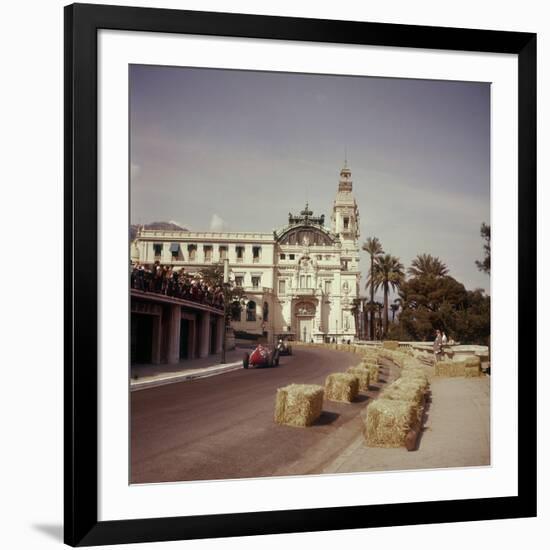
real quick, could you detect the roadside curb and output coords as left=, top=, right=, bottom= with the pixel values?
left=130, top=361, right=242, bottom=391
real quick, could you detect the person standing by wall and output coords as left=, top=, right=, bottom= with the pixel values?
left=433, top=329, right=443, bottom=362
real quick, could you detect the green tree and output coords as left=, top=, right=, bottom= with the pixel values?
left=199, top=263, right=246, bottom=321
left=368, top=254, right=405, bottom=337
left=362, top=237, right=384, bottom=339
left=397, top=272, right=489, bottom=345
left=398, top=274, right=468, bottom=341
left=350, top=298, right=361, bottom=339
left=390, top=301, right=399, bottom=323
left=475, top=222, right=491, bottom=275
left=454, top=289, right=491, bottom=345
left=408, top=253, right=449, bottom=278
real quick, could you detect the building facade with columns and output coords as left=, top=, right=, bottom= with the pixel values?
left=131, top=164, right=361, bottom=363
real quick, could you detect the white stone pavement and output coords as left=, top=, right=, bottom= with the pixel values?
left=323, top=375, right=491, bottom=473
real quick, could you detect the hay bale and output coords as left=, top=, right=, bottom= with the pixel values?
left=325, top=373, right=359, bottom=403
left=346, top=365, right=371, bottom=391
left=383, top=340, right=400, bottom=350
left=464, top=355, right=481, bottom=368
left=435, top=359, right=475, bottom=377
left=381, top=378, right=427, bottom=407
left=464, top=364, right=481, bottom=377
left=402, top=357, right=421, bottom=370
left=361, top=362, right=379, bottom=383
left=364, top=398, right=420, bottom=447
left=434, top=360, right=453, bottom=377
left=401, top=368, right=429, bottom=384
left=274, top=384, right=324, bottom=427
left=361, top=352, right=379, bottom=364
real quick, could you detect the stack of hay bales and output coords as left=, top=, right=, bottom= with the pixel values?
left=363, top=361, right=429, bottom=448
left=360, top=348, right=381, bottom=365
left=402, top=357, right=420, bottom=369
left=325, top=373, right=359, bottom=403
left=377, top=347, right=411, bottom=368
left=274, top=384, right=324, bottom=427
left=434, top=359, right=461, bottom=377
left=360, top=360, right=380, bottom=384
left=363, top=399, right=420, bottom=448
left=464, top=355, right=482, bottom=377
left=383, top=340, right=400, bottom=351
left=346, top=364, right=371, bottom=391
left=380, top=378, right=427, bottom=425
left=435, top=357, right=482, bottom=378
left=401, top=366, right=429, bottom=385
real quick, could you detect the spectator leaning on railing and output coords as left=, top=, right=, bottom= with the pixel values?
left=130, top=263, right=224, bottom=310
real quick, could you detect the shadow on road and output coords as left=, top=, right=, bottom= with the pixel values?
left=315, top=411, right=340, bottom=425
left=411, top=391, right=432, bottom=451
left=353, top=394, right=369, bottom=403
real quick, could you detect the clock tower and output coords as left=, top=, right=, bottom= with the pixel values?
left=331, top=161, right=360, bottom=243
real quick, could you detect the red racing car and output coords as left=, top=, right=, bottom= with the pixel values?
left=243, top=344, right=280, bottom=368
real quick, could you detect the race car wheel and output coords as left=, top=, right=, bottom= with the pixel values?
left=243, top=353, right=249, bottom=369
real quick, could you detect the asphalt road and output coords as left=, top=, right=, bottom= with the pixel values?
left=131, top=346, right=395, bottom=484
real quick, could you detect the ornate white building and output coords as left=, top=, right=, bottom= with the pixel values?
left=131, top=164, right=361, bottom=344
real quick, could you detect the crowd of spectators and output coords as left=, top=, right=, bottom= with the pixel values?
left=131, top=262, right=224, bottom=310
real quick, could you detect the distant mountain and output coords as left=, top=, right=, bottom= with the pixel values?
left=130, top=221, right=188, bottom=241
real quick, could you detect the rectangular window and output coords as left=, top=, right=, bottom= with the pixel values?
left=289, top=254, right=295, bottom=260
left=204, top=245, right=213, bottom=262
left=170, top=243, right=180, bottom=259
left=252, top=246, right=261, bottom=263
left=317, top=255, right=322, bottom=260
left=246, top=303, right=256, bottom=322
left=343, top=217, right=350, bottom=230
left=219, top=246, right=228, bottom=260
left=306, top=275, right=312, bottom=288
left=187, top=244, right=197, bottom=261
left=300, top=275, right=305, bottom=288
left=153, top=243, right=163, bottom=258
left=278, top=279, right=286, bottom=294
left=234, top=276, right=244, bottom=287
left=236, top=246, right=245, bottom=262
left=251, top=276, right=261, bottom=288
left=280, top=253, right=286, bottom=260
left=325, top=280, right=332, bottom=294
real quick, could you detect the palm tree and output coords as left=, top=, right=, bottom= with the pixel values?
left=362, top=237, right=384, bottom=340
left=408, top=253, right=449, bottom=278
left=390, top=301, right=399, bottom=323
left=350, top=298, right=361, bottom=339
left=368, top=254, right=405, bottom=336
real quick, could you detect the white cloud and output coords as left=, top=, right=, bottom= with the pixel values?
left=209, top=213, right=226, bottom=232
left=168, top=220, right=182, bottom=227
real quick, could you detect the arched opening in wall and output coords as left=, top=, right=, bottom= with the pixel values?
left=230, top=301, right=242, bottom=322
left=246, top=301, right=256, bottom=322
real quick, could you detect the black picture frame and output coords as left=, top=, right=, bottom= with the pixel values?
left=64, top=3, right=537, bottom=546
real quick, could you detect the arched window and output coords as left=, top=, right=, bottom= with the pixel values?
left=263, top=302, right=269, bottom=322
left=246, top=301, right=256, bottom=322
left=230, top=301, right=242, bottom=322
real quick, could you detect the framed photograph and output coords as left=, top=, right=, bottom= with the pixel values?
left=64, top=3, right=537, bottom=546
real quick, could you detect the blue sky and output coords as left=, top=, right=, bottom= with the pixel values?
left=130, top=65, right=490, bottom=295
